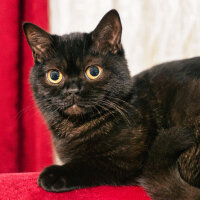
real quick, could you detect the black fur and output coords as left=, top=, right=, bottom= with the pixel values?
left=23, top=9, right=200, bottom=199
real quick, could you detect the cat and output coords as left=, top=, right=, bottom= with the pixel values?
left=23, top=9, right=200, bottom=200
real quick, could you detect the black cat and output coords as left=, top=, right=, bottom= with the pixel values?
left=23, top=9, right=200, bottom=200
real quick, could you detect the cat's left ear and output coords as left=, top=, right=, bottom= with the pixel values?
left=23, top=23, right=55, bottom=63
left=91, top=9, right=122, bottom=54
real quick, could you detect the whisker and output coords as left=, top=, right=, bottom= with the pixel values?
left=99, top=99, right=131, bottom=125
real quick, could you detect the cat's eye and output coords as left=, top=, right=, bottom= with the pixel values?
left=47, top=70, right=63, bottom=84
left=85, top=65, right=102, bottom=80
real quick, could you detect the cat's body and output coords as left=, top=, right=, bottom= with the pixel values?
left=23, top=10, right=200, bottom=200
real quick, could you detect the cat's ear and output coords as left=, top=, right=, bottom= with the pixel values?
left=91, top=9, right=122, bottom=54
left=23, top=23, right=55, bottom=63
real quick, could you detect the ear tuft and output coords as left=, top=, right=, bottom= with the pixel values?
left=91, top=9, right=122, bottom=54
left=23, top=23, right=55, bottom=63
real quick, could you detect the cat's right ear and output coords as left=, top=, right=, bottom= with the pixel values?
left=23, top=23, right=55, bottom=63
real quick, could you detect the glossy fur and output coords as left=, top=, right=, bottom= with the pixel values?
left=23, top=10, right=200, bottom=199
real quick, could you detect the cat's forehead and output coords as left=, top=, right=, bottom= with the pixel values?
left=61, top=32, right=89, bottom=51
left=60, top=32, right=90, bottom=65
left=50, top=32, right=103, bottom=72
left=57, top=33, right=101, bottom=67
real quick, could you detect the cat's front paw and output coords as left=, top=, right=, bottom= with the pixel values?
left=38, top=165, right=75, bottom=192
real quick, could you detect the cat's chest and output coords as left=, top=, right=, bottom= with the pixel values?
left=51, top=111, right=151, bottom=165
left=53, top=112, right=115, bottom=138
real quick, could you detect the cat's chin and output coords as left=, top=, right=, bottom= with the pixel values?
left=64, top=104, right=83, bottom=115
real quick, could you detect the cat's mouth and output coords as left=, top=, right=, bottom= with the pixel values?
left=64, top=104, right=83, bottom=115
left=60, top=95, right=84, bottom=115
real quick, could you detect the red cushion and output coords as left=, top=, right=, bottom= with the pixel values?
left=0, top=172, right=151, bottom=200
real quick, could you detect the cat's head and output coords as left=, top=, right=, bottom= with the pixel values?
left=23, top=9, right=132, bottom=117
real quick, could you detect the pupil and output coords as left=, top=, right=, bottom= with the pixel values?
left=90, top=66, right=99, bottom=77
left=50, top=71, right=59, bottom=80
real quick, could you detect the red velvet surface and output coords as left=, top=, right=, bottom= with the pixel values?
left=0, top=173, right=151, bottom=200
left=0, top=0, right=52, bottom=172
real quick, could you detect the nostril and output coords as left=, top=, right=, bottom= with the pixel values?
left=67, top=88, right=80, bottom=95
left=67, top=82, right=81, bottom=95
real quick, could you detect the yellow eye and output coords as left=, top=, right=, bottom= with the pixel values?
left=47, top=70, right=63, bottom=84
left=85, top=65, right=102, bottom=80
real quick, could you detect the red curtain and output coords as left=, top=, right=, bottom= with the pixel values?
left=0, top=0, right=53, bottom=172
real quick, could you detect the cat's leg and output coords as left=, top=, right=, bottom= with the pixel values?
left=38, top=158, right=125, bottom=192
left=139, top=128, right=200, bottom=200
left=178, top=143, right=200, bottom=187
left=144, top=127, right=194, bottom=171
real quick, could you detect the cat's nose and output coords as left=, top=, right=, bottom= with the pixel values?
left=67, top=87, right=80, bottom=95
left=67, top=82, right=81, bottom=95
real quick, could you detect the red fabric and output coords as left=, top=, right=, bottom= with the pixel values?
left=0, top=172, right=151, bottom=200
left=0, top=0, right=52, bottom=172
